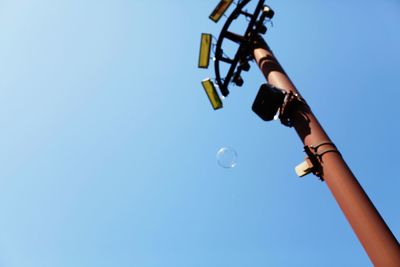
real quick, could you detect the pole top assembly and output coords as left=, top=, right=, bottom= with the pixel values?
left=198, top=0, right=274, bottom=109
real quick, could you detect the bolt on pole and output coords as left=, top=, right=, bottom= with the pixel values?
left=252, top=36, right=400, bottom=267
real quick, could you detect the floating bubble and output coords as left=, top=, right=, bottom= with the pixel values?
left=216, top=147, right=238, bottom=169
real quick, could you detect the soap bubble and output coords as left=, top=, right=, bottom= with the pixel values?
left=216, top=147, right=238, bottom=169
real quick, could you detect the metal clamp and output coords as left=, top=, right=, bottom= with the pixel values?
left=279, top=92, right=308, bottom=127
left=295, top=141, right=341, bottom=180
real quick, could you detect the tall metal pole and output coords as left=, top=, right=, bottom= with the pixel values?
left=252, top=37, right=400, bottom=267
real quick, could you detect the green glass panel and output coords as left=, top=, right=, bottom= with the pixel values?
left=198, top=33, right=212, bottom=69
left=201, top=78, right=223, bottom=110
left=209, top=0, right=233, bottom=23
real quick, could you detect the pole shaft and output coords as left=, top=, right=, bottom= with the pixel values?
left=252, top=39, right=400, bottom=267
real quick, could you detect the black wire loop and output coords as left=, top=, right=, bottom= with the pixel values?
left=303, top=141, right=341, bottom=181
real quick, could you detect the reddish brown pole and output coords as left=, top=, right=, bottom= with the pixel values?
left=252, top=37, right=400, bottom=266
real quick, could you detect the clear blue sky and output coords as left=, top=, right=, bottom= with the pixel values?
left=0, top=0, right=399, bottom=266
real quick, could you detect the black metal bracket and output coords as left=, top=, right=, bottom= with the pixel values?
left=279, top=92, right=308, bottom=127
left=296, top=141, right=341, bottom=181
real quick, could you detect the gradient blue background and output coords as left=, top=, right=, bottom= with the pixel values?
left=0, top=0, right=399, bottom=266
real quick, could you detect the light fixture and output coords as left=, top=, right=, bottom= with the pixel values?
left=209, top=0, right=233, bottom=23
left=198, top=33, right=212, bottom=69
left=252, top=83, right=286, bottom=121
left=232, top=72, right=244, bottom=86
left=239, top=60, right=250, bottom=72
left=262, top=5, right=274, bottom=19
left=257, top=24, right=267, bottom=34
left=201, top=78, right=223, bottom=110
